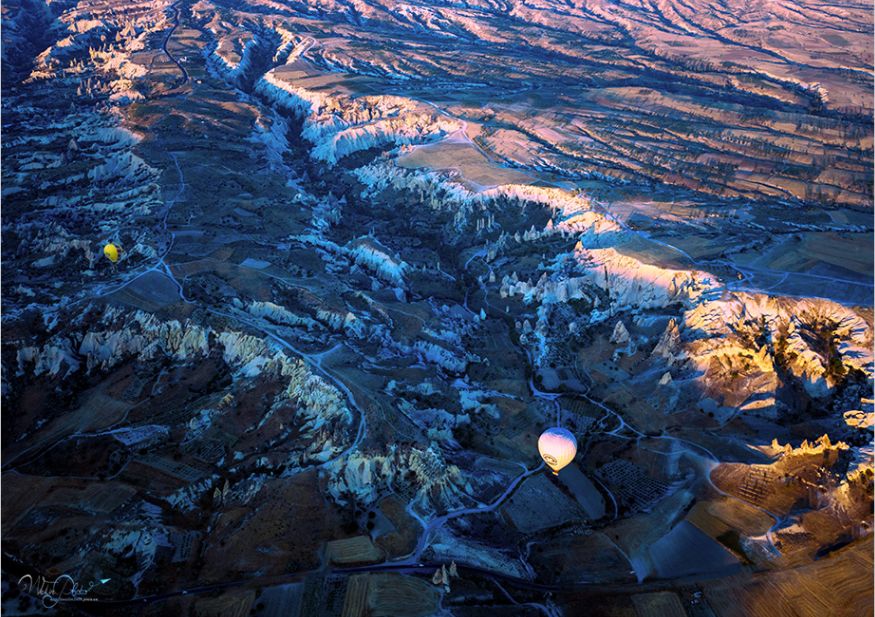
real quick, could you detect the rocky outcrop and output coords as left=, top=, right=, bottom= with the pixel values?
left=11, top=305, right=355, bottom=462
left=26, top=0, right=169, bottom=95
left=766, top=434, right=849, bottom=458
left=346, top=236, right=408, bottom=286
left=355, top=161, right=621, bottom=241
left=610, top=320, right=631, bottom=345
left=500, top=272, right=594, bottom=306
left=844, top=398, right=874, bottom=432
left=357, top=158, right=720, bottom=316
left=255, top=72, right=462, bottom=164
left=715, top=433, right=871, bottom=562
left=574, top=246, right=717, bottom=310
left=209, top=31, right=257, bottom=83
left=326, top=443, right=470, bottom=514
left=682, top=293, right=873, bottom=403
left=247, top=301, right=320, bottom=331
left=76, top=309, right=211, bottom=373
left=652, top=318, right=682, bottom=363
left=3, top=95, right=162, bottom=314
left=412, top=340, right=468, bottom=374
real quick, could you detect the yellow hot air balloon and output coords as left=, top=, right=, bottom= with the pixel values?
left=103, top=242, right=120, bottom=263
left=538, top=427, right=577, bottom=475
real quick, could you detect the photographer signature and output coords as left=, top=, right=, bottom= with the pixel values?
left=18, top=573, right=110, bottom=608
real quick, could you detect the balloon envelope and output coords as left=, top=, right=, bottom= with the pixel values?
left=103, top=243, right=119, bottom=263
left=538, top=427, right=577, bottom=475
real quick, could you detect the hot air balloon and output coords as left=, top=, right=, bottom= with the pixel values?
left=538, top=427, right=577, bottom=475
left=103, top=242, right=120, bottom=263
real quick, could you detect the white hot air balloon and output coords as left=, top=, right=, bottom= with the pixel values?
left=538, top=427, right=577, bottom=475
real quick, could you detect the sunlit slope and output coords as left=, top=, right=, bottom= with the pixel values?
left=201, top=0, right=874, bottom=208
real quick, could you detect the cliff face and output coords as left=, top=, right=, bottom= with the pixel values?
left=680, top=293, right=873, bottom=406
left=254, top=71, right=462, bottom=164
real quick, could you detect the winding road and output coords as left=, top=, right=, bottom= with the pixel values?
left=398, top=461, right=545, bottom=565
left=162, top=0, right=188, bottom=87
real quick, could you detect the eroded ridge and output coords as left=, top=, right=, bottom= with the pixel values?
left=1, top=0, right=872, bottom=615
